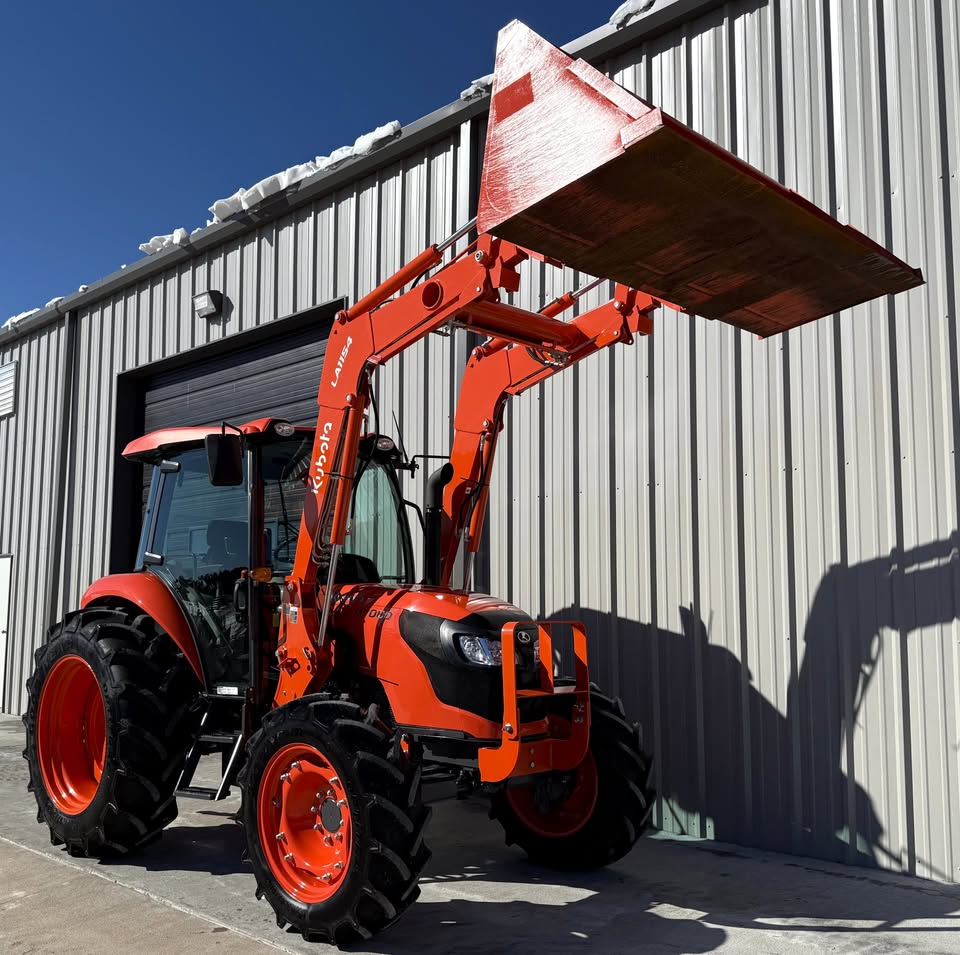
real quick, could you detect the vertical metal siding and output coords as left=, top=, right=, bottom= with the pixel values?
left=0, top=0, right=957, bottom=885
left=0, top=324, right=66, bottom=713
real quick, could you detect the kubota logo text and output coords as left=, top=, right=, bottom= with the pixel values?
left=331, top=336, right=353, bottom=388
left=311, top=421, right=334, bottom=495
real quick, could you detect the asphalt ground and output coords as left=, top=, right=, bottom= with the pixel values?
left=2, top=715, right=959, bottom=954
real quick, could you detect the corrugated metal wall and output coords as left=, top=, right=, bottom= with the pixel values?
left=487, top=0, right=960, bottom=882
left=0, top=323, right=68, bottom=713
left=0, top=0, right=956, bottom=883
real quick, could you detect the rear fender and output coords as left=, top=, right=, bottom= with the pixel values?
left=81, top=573, right=204, bottom=685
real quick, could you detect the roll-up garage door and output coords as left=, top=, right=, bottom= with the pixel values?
left=143, top=322, right=329, bottom=432
left=111, top=304, right=338, bottom=574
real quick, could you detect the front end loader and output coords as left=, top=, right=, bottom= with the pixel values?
left=22, top=21, right=921, bottom=945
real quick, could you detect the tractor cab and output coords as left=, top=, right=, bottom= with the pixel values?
left=123, top=418, right=416, bottom=800
left=131, top=418, right=415, bottom=701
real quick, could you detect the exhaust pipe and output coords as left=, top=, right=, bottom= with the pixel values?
left=424, top=463, right=454, bottom=586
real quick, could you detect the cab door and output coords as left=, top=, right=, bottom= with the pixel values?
left=144, top=446, right=251, bottom=689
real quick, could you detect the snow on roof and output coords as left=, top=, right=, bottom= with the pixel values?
left=137, top=121, right=403, bottom=256
left=609, top=0, right=657, bottom=29
left=138, top=227, right=190, bottom=255
left=460, top=74, right=494, bottom=101
left=206, top=121, right=402, bottom=225
left=3, top=307, right=40, bottom=330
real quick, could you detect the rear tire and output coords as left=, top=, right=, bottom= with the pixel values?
left=490, top=687, right=654, bottom=868
left=23, top=606, right=201, bottom=855
left=240, top=696, right=430, bottom=946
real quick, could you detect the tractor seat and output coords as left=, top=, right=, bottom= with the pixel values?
left=206, top=520, right=248, bottom=570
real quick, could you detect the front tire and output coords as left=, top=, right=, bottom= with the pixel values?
left=490, top=687, right=655, bottom=868
left=23, top=606, right=201, bottom=855
left=240, top=696, right=430, bottom=946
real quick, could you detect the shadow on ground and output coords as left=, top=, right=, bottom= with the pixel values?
left=131, top=809, right=248, bottom=876
left=98, top=789, right=960, bottom=955
left=2, top=715, right=959, bottom=954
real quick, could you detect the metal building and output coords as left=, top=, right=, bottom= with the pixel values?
left=1, top=0, right=957, bottom=883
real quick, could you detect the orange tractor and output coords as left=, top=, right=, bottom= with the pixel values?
left=23, top=22, right=921, bottom=945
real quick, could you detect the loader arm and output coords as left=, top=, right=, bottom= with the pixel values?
left=277, top=232, right=628, bottom=702
left=438, top=284, right=664, bottom=588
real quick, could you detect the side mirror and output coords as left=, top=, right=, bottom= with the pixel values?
left=205, top=433, right=244, bottom=486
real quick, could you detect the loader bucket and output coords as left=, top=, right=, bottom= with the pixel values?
left=477, top=22, right=923, bottom=337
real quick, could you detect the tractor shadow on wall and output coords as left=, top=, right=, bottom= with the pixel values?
left=550, top=531, right=960, bottom=886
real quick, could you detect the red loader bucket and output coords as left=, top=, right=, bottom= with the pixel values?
left=477, top=22, right=923, bottom=337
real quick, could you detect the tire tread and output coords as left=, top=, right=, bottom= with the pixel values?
left=24, top=605, right=201, bottom=856
left=240, top=694, right=430, bottom=944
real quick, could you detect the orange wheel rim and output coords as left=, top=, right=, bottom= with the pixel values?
left=257, top=743, right=353, bottom=903
left=36, top=655, right=106, bottom=815
left=506, top=749, right=599, bottom=839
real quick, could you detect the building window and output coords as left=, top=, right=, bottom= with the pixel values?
left=0, top=361, right=16, bottom=420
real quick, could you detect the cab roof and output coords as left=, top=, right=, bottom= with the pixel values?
left=123, top=418, right=313, bottom=462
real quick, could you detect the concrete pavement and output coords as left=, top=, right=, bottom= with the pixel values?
left=2, top=715, right=959, bottom=954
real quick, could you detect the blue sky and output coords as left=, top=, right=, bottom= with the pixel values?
left=0, top=2, right=610, bottom=320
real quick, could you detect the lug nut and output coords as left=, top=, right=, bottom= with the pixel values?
left=272, top=797, right=281, bottom=808
left=310, top=805, right=319, bottom=813
left=313, top=823, right=323, bottom=831
left=275, top=832, right=286, bottom=842
left=284, top=852, right=294, bottom=862
left=335, top=832, right=344, bottom=843
left=529, top=762, right=536, bottom=768
left=324, top=835, right=334, bottom=846
left=337, top=799, right=347, bottom=808
left=334, top=861, right=344, bottom=871
left=280, top=772, right=290, bottom=782
left=290, top=761, right=301, bottom=770
left=322, top=873, right=332, bottom=883
left=329, top=776, right=340, bottom=786
left=503, top=723, right=514, bottom=734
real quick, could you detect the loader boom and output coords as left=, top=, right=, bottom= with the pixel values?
left=439, top=283, right=662, bottom=588
left=277, top=233, right=661, bottom=702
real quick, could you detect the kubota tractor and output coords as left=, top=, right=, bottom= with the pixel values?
left=23, top=21, right=921, bottom=945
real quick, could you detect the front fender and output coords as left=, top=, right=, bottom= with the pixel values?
left=81, top=572, right=204, bottom=685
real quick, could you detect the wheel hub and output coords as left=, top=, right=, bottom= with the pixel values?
left=257, top=743, right=352, bottom=903
left=533, top=770, right=578, bottom=815
left=319, top=798, right=343, bottom=833
left=505, top=748, right=599, bottom=839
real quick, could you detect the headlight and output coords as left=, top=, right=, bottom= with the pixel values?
left=456, top=633, right=503, bottom=666
left=455, top=632, right=539, bottom=667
